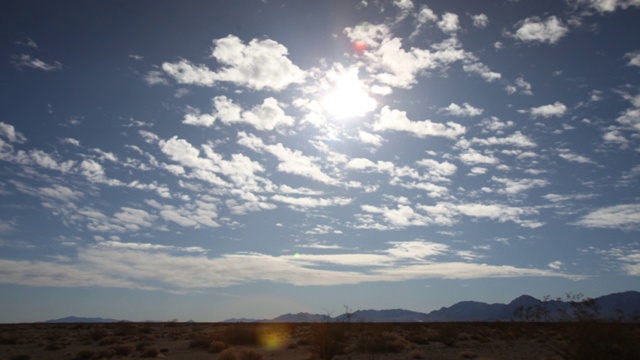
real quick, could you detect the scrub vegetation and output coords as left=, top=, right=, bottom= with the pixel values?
left=0, top=318, right=638, bottom=360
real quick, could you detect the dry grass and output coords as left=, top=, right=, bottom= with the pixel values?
left=0, top=321, right=638, bottom=360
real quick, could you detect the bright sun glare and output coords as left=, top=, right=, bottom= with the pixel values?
left=322, top=69, right=377, bottom=119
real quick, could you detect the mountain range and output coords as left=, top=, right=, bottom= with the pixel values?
left=42, top=291, right=640, bottom=323
left=240, top=291, right=640, bottom=323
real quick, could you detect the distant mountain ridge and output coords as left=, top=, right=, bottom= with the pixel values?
left=41, top=291, right=639, bottom=323
left=260, top=291, right=640, bottom=323
left=44, top=316, right=122, bottom=323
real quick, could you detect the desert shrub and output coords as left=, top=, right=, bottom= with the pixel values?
left=459, top=351, right=479, bottom=358
left=141, top=347, right=159, bottom=358
left=517, top=293, right=640, bottom=360
left=44, top=342, right=66, bottom=351
left=160, top=347, right=169, bottom=353
left=110, top=344, right=134, bottom=356
left=89, top=328, right=108, bottom=342
left=353, top=325, right=407, bottom=354
left=94, top=348, right=116, bottom=359
left=223, top=324, right=259, bottom=346
left=554, top=322, right=640, bottom=360
left=409, top=349, right=426, bottom=359
left=217, top=348, right=265, bottom=360
left=113, top=322, right=136, bottom=337
left=0, top=333, right=19, bottom=345
left=218, top=348, right=240, bottom=360
left=209, top=340, right=227, bottom=353
left=189, top=332, right=217, bottom=349
left=433, top=324, right=458, bottom=347
left=136, top=340, right=154, bottom=351
left=98, top=336, right=118, bottom=346
left=73, top=349, right=95, bottom=360
left=238, top=348, right=265, bottom=360
left=9, top=355, right=31, bottom=360
left=408, top=333, right=430, bottom=345
left=308, top=322, right=350, bottom=360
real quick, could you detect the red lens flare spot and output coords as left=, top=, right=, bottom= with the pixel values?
left=354, top=40, right=366, bottom=52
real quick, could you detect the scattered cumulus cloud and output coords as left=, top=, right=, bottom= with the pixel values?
left=575, top=204, right=640, bottom=230
left=509, top=16, right=569, bottom=44
left=183, top=96, right=294, bottom=131
left=11, top=54, right=62, bottom=71
left=530, top=102, right=567, bottom=118
left=470, top=14, right=489, bottom=28
left=438, top=13, right=461, bottom=33
left=625, top=51, right=640, bottom=67
left=162, top=35, right=305, bottom=91
left=374, top=106, right=466, bottom=139
left=440, top=102, right=483, bottom=117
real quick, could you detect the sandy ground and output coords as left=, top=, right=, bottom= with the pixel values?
left=1, top=321, right=638, bottom=360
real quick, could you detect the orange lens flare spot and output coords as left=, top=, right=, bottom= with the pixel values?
left=354, top=40, right=366, bottom=52
left=257, top=323, right=291, bottom=350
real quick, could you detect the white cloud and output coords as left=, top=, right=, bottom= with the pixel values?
left=158, top=136, right=272, bottom=194
left=416, top=159, right=457, bottom=181
left=360, top=201, right=542, bottom=229
left=615, top=95, right=640, bottom=132
left=272, top=194, right=352, bottom=209
left=237, top=132, right=338, bottom=185
left=100, top=240, right=206, bottom=253
left=11, top=54, right=62, bottom=71
left=353, top=32, right=466, bottom=88
left=15, top=37, right=37, bottom=48
left=80, top=159, right=122, bottom=186
left=184, top=96, right=294, bottom=131
left=510, top=16, right=568, bottom=44
left=386, top=241, right=449, bottom=259
left=143, top=70, right=169, bottom=86
left=459, top=149, right=499, bottom=165
left=0, top=122, right=27, bottom=143
left=417, top=5, right=438, bottom=24
left=60, top=137, right=81, bottom=146
left=548, top=261, right=564, bottom=270
left=480, top=117, right=514, bottom=134
left=393, top=0, right=414, bottom=11
left=0, top=238, right=580, bottom=291
left=543, top=193, right=596, bottom=202
left=509, top=77, right=533, bottom=95
left=343, top=23, right=391, bottom=48
left=491, top=176, right=549, bottom=195
left=451, top=203, right=542, bottom=227
left=575, top=204, right=640, bottom=230
left=374, top=106, right=466, bottom=139
left=438, top=13, right=460, bottom=33
left=357, top=130, right=385, bottom=147
left=470, top=14, right=489, bottom=28
left=530, top=102, right=567, bottom=118
left=557, top=148, right=596, bottom=164
left=625, top=51, right=640, bottom=67
left=146, top=199, right=220, bottom=229
left=440, top=102, right=483, bottom=117
left=162, top=35, right=305, bottom=91
left=471, top=131, right=536, bottom=148
left=573, top=0, right=640, bottom=12
left=469, top=167, right=487, bottom=175
left=462, top=62, right=501, bottom=82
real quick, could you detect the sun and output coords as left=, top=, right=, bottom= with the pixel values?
left=322, top=68, right=376, bottom=120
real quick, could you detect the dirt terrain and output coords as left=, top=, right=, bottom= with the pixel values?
left=1, top=321, right=638, bottom=360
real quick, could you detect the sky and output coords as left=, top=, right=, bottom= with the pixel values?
left=1, top=0, right=640, bottom=323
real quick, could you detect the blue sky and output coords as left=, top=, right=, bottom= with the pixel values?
left=1, top=0, right=640, bottom=323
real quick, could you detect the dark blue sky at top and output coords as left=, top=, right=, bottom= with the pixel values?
left=0, top=0, right=639, bottom=322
